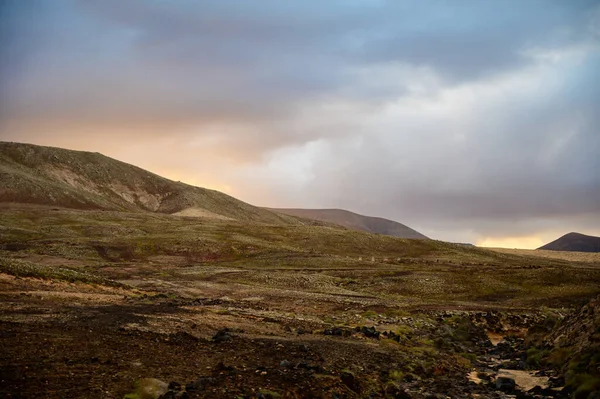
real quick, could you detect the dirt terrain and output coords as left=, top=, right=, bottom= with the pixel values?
left=1, top=205, right=599, bottom=398
left=488, top=248, right=600, bottom=263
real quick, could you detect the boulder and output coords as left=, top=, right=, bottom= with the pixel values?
left=212, top=328, right=232, bottom=343
left=340, top=370, right=360, bottom=392
left=360, top=326, right=380, bottom=338
left=496, top=375, right=516, bottom=392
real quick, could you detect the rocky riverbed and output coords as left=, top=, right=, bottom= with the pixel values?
left=1, top=270, right=598, bottom=398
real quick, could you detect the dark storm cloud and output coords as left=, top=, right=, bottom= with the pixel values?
left=356, top=1, right=598, bottom=81
left=302, top=51, right=600, bottom=240
left=2, top=0, right=595, bottom=132
left=0, top=0, right=599, bottom=244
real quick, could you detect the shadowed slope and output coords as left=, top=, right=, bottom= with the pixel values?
left=268, top=208, right=428, bottom=239
left=0, top=141, right=297, bottom=224
left=539, top=232, right=600, bottom=253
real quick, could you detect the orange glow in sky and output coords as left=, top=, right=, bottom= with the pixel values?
left=161, top=171, right=234, bottom=195
left=477, top=236, right=546, bottom=250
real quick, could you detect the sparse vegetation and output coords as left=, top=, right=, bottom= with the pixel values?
left=2, top=204, right=598, bottom=310
left=1, top=143, right=600, bottom=398
left=526, top=347, right=549, bottom=367
left=0, top=257, right=123, bottom=287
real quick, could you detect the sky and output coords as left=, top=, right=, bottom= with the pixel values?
left=1, top=0, right=599, bottom=248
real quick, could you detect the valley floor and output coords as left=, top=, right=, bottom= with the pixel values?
left=1, top=206, right=599, bottom=398
left=0, top=272, right=566, bottom=399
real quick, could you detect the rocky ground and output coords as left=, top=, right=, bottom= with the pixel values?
left=1, top=206, right=599, bottom=398
left=1, top=272, right=596, bottom=399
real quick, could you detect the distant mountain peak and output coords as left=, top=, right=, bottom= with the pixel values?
left=267, top=207, right=428, bottom=239
left=539, top=232, right=600, bottom=252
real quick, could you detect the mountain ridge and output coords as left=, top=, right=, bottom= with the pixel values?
left=267, top=207, right=428, bottom=239
left=0, top=141, right=298, bottom=225
left=538, top=232, right=600, bottom=252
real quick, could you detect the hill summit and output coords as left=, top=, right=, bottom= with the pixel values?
left=0, top=142, right=428, bottom=238
left=268, top=208, right=428, bottom=239
left=0, top=141, right=296, bottom=224
left=539, top=232, right=600, bottom=252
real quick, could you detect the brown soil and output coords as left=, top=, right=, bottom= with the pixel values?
left=0, top=273, right=441, bottom=399
left=1, top=205, right=598, bottom=398
left=487, top=247, right=600, bottom=263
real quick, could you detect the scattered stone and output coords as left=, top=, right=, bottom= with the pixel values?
left=323, top=326, right=352, bottom=337
left=185, top=376, right=215, bottom=392
left=184, top=383, right=195, bottom=392
left=168, top=382, right=181, bottom=391
left=496, top=375, right=516, bottom=392
left=340, top=370, right=360, bottom=392
left=158, top=392, right=176, bottom=399
left=384, top=384, right=413, bottom=398
left=527, top=385, right=556, bottom=396
left=158, top=384, right=189, bottom=399
left=212, top=328, right=233, bottom=343
left=548, top=375, right=565, bottom=388
left=257, top=390, right=282, bottom=399
left=360, top=326, right=380, bottom=339
left=382, top=330, right=402, bottom=342
left=299, top=344, right=310, bottom=352
left=215, top=361, right=234, bottom=372
left=279, top=360, right=291, bottom=368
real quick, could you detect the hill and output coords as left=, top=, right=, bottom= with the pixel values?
left=539, top=232, right=600, bottom=252
left=541, top=294, right=600, bottom=397
left=2, top=202, right=600, bottom=397
left=0, top=141, right=299, bottom=224
left=2, top=144, right=600, bottom=399
left=267, top=208, right=428, bottom=239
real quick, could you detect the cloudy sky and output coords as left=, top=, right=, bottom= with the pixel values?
left=1, top=0, right=599, bottom=247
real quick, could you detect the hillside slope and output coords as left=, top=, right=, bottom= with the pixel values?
left=542, top=295, right=600, bottom=397
left=268, top=208, right=428, bottom=239
left=539, top=232, right=600, bottom=252
left=0, top=141, right=297, bottom=224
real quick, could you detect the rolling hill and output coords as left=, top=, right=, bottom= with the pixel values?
left=539, top=232, right=600, bottom=252
left=267, top=208, right=428, bottom=239
left=0, top=141, right=298, bottom=224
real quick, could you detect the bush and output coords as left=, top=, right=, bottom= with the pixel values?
left=566, top=373, right=600, bottom=399
left=526, top=347, right=549, bottom=367
left=0, top=257, right=122, bottom=287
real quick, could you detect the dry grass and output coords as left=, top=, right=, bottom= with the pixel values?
left=1, top=204, right=599, bottom=310
left=1, top=205, right=600, bottom=398
left=487, top=247, right=600, bottom=264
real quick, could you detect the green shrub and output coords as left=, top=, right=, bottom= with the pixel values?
left=547, top=347, right=571, bottom=367
left=388, top=370, right=404, bottom=381
left=526, top=347, right=549, bottom=367
left=0, top=257, right=122, bottom=287
left=566, top=373, right=600, bottom=399
left=461, top=352, right=477, bottom=363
